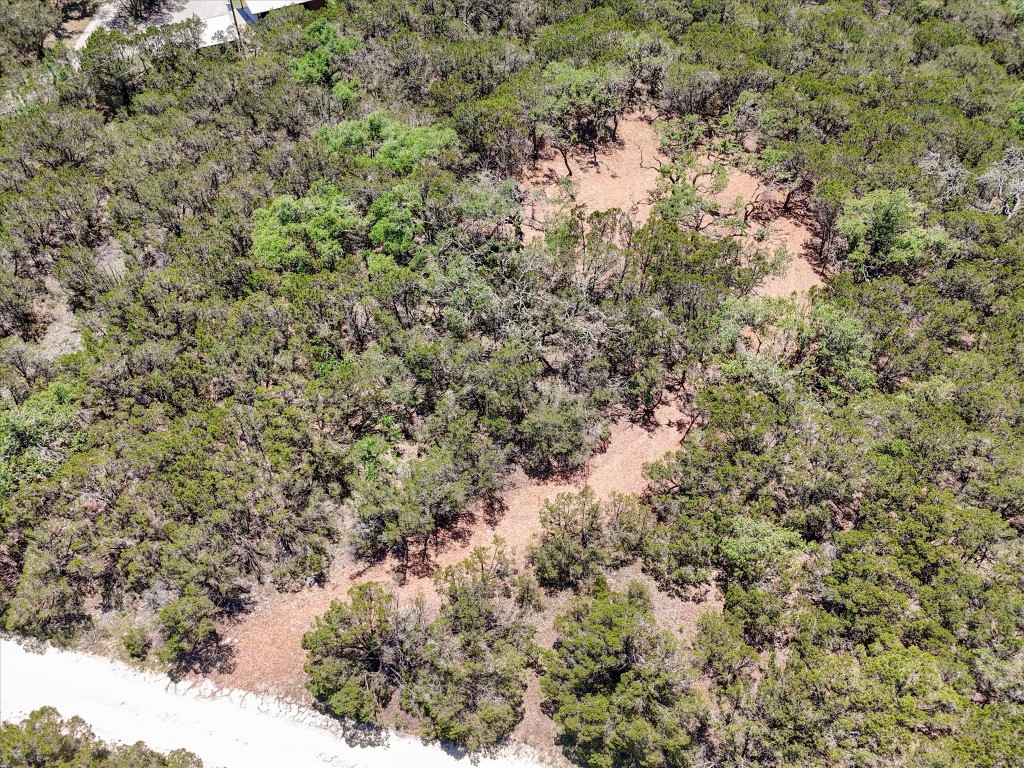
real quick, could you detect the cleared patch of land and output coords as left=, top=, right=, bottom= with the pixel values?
left=203, top=121, right=808, bottom=759
left=521, top=113, right=667, bottom=236
left=37, top=276, right=83, bottom=358
left=520, top=115, right=824, bottom=301
left=207, top=396, right=721, bottom=766
left=210, top=399, right=690, bottom=698
left=710, top=169, right=824, bottom=300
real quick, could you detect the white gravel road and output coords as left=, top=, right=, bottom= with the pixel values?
left=0, top=638, right=542, bottom=768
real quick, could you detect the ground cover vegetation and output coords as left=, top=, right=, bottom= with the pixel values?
left=1, top=0, right=1023, bottom=764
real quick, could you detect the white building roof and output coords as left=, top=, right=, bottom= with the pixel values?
left=194, top=0, right=308, bottom=46
left=166, top=1, right=237, bottom=22
left=75, top=0, right=310, bottom=51
left=199, top=13, right=243, bottom=46
left=243, top=0, right=307, bottom=13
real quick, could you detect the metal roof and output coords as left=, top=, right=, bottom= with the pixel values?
left=243, top=0, right=307, bottom=13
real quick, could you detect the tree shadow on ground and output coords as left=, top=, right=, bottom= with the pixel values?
left=305, top=701, right=392, bottom=748
left=438, top=736, right=526, bottom=765
left=166, top=638, right=236, bottom=681
left=340, top=718, right=390, bottom=748
left=750, top=193, right=830, bottom=279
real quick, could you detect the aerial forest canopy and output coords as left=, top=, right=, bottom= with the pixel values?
left=1, top=0, right=1023, bottom=765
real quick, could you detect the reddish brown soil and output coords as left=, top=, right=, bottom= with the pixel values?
left=604, top=562, right=724, bottom=644
left=209, top=399, right=690, bottom=700
left=514, top=674, right=566, bottom=765
left=707, top=171, right=824, bottom=300
left=521, top=113, right=667, bottom=240
left=520, top=117, right=824, bottom=300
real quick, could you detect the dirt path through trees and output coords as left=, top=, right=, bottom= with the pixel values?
left=209, top=399, right=689, bottom=700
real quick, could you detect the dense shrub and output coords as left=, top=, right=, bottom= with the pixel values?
left=1, top=0, right=1023, bottom=764
left=541, top=582, right=707, bottom=768
left=0, top=708, right=202, bottom=768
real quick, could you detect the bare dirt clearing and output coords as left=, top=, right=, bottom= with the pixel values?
left=710, top=169, right=824, bottom=300
left=37, top=276, right=83, bottom=359
left=520, top=115, right=824, bottom=300
left=521, top=113, right=666, bottom=238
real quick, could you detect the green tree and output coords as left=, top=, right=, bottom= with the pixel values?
left=530, top=487, right=606, bottom=591
left=0, top=0, right=61, bottom=69
left=605, top=493, right=657, bottom=566
left=407, top=540, right=538, bottom=751
left=303, top=582, right=427, bottom=723
left=351, top=446, right=470, bottom=563
left=718, top=515, right=804, bottom=585
left=319, top=112, right=458, bottom=175
left=533, top=62, right=629, bottom=174
left=517, top=392, right=600, bottom=476
left=800, top=303, right=876, bottom=395
left=692, top=610, right=758, bottom=713
left=156, top=585, right=219, bottom=666
left=834, top=189, right=952, bottom=280
left=251, top=186, right=366, bottom=274
left=1, top=707, right=203, bottom=768
left=288, top=19, right=359, bottom=86
left=542, top=581, right=707, bottom=768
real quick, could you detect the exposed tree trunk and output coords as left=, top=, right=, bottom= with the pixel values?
left=782, top=187, right=796, bottom=214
